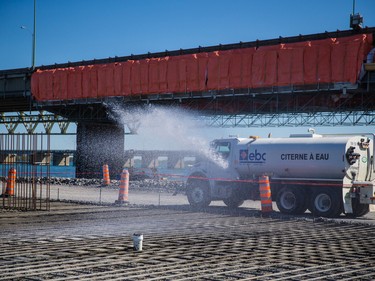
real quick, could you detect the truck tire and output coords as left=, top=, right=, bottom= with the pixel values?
left=223, top=197, right=244, bottom=208
left=310, top=188, right=342, bottom=218
left=276, top=187, right=307, bottom=215
left=346, top=198, right=369, bottom=217
left=186, top=177, right=211, bottom=208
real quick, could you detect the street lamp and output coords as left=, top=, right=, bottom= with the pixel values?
left=350, top=0, right=363, bottom=30
left=20, top=0, right=36, bottom=69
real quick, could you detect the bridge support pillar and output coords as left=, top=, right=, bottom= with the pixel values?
left=0, top=154, right=17, bottom=164
left=31, top=152, right=51, bottom=165
left=167, top=154, right=184, bottom=169
left=76, top=123, right=124, bottom=179
left=53, top=153, right=71, bottom=166
left=142, top=153, right=158, bottom=169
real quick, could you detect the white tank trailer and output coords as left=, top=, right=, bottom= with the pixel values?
left=185, top=132, right=375, bottom=217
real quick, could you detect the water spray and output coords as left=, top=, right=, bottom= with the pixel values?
left=105, top=103, right=228, bottom=169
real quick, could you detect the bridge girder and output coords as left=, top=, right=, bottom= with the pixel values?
left=36, top=79, right=375, bottom=127
left=0, top=75, right=374, bottom=133
left=0, top=111, right=71, bottom=134
left=204, top=111, right=375, bottom=127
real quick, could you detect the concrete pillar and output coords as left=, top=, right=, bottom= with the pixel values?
left=0, top=154, right=17, bottom=164
left=167, top=153, right=185, bottom=169
left=31, top=152, right=51, bottom=165
left=53, top=153, right=71, bottom=166
left=142, top=152, right=158, bottom=168
left=123, top=150, right=135, bottom=168
left=76, top=123, right=124, bottom=179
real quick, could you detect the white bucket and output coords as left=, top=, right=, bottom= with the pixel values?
left=132, top=233, right=143, bottom=251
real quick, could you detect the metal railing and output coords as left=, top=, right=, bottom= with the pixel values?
left=0, top=134, right=50, bottom=211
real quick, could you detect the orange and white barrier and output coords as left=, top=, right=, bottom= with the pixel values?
left=4, top=168, right=16, bottom=197
left=259, top=175, right=273, bottom=213
left=116, top=169, right=129, bottom=204
left=102, top=164, right=110, bottom=185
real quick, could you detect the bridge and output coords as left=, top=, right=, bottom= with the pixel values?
left=1, top=28, right=375, bottom=177
left=0, top=148, right=199, bottom=174
left=0, top=149, right=74, bottom=166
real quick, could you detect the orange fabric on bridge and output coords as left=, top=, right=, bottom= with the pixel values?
left=31, top=33, right=373, bottom=101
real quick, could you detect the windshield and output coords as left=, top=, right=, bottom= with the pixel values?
left=211, top=141, right=231, bottom=159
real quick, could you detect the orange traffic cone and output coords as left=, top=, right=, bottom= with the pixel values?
left=116, top=169, right=129, bottom=204
left=259, top=175, right=273, bottom=214
left=3, top=168, right=16, bottom=197
left=102, top=164, right=110, bottom=185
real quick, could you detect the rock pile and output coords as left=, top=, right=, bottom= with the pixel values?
left=8, top=177, right=186, bottom=194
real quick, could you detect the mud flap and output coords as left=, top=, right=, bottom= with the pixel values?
left=342, top=186, right=353, bottom=214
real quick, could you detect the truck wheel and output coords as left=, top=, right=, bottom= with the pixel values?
left=186, top=178, right=211, bottom=208
left=276, top=187, right=307, bottom=215
left=310, top=188, right=342, bottom=218
left=223, top=197, right=244, bottom=208
left=346, top=198, right=369, bottom=217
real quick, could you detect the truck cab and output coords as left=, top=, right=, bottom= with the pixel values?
left=185, top=137, right=255, bottom=208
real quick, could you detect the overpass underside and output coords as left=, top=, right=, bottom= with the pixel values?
left=1, top=72, right=374, bottom=127
left=35, top=79, right=375, bottom=127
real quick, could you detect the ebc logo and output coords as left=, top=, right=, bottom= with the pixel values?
left=240, top=150, right=248, bottom=161
left=239, top=149, right=266, bottom=163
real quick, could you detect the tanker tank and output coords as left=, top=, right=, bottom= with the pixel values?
left=234, top=134, right=372, bottom=182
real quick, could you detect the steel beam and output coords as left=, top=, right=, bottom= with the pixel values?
left=202, top=111, right=375, bottom=127
left=0, top=111, right=71, bottom=134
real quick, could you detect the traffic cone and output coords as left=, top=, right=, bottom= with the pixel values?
left=116, top=169, right=129, bottom=204
left=3, top=168, right=16, bottom=197
left=259, top=175, right=273, bottom=213
left=102, top=164, right=110, bottom=185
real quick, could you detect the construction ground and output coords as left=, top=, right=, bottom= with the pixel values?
left=1, top=184, right=375, bottom=280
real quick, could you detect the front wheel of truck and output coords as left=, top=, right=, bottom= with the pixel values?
left=186, top=176, right=211, bottom=208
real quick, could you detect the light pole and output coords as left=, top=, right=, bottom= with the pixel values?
left=350, top=0, right=363, bottom=30
left=20, top=0, right=36, bottom=69
left=32, top=0, right=36, bottom=69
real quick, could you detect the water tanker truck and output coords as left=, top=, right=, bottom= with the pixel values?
left=185, top=132, right=375, bottom=217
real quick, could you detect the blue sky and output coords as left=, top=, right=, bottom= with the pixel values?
left=2, top=0, right=375, bottom=70
left=1, top=0, right=375, bottom=150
